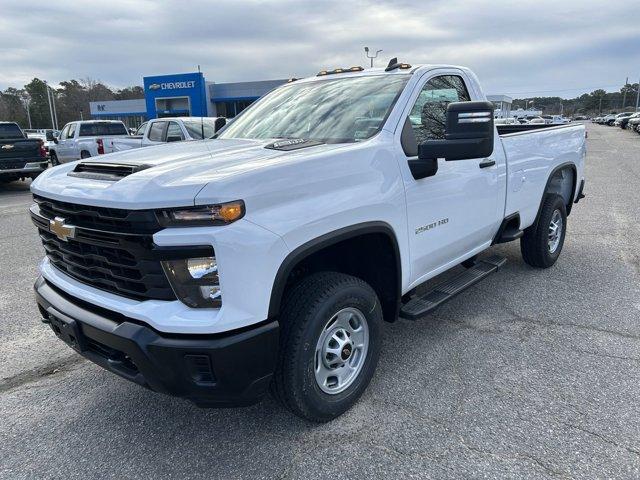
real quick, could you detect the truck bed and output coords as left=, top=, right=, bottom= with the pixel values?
left=499, top=123, right=586, bottom=229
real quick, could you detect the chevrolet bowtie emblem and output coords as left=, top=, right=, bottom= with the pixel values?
left=1, top=144, right=14, bottom=150
left=49, top=216, right=76, bottom=242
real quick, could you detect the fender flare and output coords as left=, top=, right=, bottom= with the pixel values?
left=534, top=162, right=577, bottom=226
left=267, top=221, right=402, bottom=319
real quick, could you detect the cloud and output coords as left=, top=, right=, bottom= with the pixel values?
left=1, top=0, right=639, bottom=98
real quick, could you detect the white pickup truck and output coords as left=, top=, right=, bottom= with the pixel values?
left=30, top=61, right=586, bottom=422
left=103, top=117, right=226, bottom=153
left=48, top=120, right=129, bottom=165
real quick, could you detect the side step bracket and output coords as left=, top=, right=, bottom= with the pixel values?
left=400, top=255, right=507, bottom=320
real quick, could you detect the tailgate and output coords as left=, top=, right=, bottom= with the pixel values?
left=0, top=139, right=41, bottom=161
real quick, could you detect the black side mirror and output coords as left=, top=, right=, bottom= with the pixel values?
left=214, top=117, right=226, bottom=132
left=417, top=100, right=494, bottom=165
left=52, top=137, right=59, bottom=144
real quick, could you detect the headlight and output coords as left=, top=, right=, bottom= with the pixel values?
left=161, top=256, right=221, bottom=308
left=157, top=201, right=245, bottom=227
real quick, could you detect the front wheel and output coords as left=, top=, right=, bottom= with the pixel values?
left=520, top=194, right=567, bottom=268
left=271, top=272, right=382, bottom=422
left=50, top=152, right=60, bottom=166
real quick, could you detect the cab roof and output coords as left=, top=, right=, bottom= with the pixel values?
left=292, top=64, right=472, bottom=85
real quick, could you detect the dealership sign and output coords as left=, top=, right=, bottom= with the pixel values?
left=148, top=81, right=196, bottom=91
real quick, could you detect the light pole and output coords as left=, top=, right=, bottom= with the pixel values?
left=364, top=46, right=382, bottom=68
left=635, top=76, right=640, bottom=113
left=20, top=93, right=32, bottom=129
left=44, top=81, right=56, bottom=129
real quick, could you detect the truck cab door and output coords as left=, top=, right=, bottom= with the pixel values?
left=56, top=124, right=72, bottom=161
left=396, top=71, right=505, bottom=287
left=66, top=123, right=79, bottom=160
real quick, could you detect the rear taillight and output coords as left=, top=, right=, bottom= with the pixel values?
left=38, top=140, right=46, bottom=158
left=96, top=138, right=104, bottom=155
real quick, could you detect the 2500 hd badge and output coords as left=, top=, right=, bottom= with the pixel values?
left=416, top=217, right=449, bottom=235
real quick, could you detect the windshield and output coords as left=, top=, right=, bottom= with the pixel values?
left=217, top=75, right=410, bottom=144
left=79, top=122, right=128, bottom=137
left=0, top=123, right=24, bottom=140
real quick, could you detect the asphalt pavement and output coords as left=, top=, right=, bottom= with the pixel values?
left=1, top=123, right=639, bottom=479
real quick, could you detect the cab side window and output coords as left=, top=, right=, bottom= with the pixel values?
left=408, top=75, right=471, bottom=145
left=166, top=122, right=184, bottom=141
left=148, top=121, right=167, bottom=142
left=59, top=125, right=70, bottom=140
left=67, top=123, right=77, bottom=139
left=135, top=122, right=147, bottom=136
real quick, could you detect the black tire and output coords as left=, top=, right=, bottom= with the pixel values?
left=80, top=151, right=91, bottom=159
left=520, top=194, right=567, bottom=268
left=50, top=152, right=59, bottom=166
left=271, top=272, right=382, bottom=422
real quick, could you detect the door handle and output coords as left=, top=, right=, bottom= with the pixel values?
left=479, top=159, right=495, bottom=169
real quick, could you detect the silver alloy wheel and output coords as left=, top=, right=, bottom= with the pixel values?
left=548, top=209, right=563, bottom=253
left=314, top=307, right=369, bottom=395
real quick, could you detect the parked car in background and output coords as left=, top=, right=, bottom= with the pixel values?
left=49, top=120, right=129, bottom=165
left=104, top=117, right=226, bottom=153
left=494, top=117, right=519, bottom=125
left=528, top=117, right=547, bottom=124
left=0, top=122, right=48, bottom=183
left=603, top=113, right=619, bottom=126
left=614, top=112, right=635, bottom=128
left=627, top=114, right=640, bottom=133
left=26, top=130, right=58, bottom=158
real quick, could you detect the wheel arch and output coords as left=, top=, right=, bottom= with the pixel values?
left=268, top=222, right=402, bottom=323
left=536, top=162, right=577, bottom=224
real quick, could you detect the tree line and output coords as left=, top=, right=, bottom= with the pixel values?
left=0, top=78, right=143, bottom=130
left=513, top=83, right=640, bottom=116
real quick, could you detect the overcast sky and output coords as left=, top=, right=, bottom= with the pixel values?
left=2, top=0, right=639, bottom=98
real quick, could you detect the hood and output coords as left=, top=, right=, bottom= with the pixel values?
left=30, top=138, right=345, bottom=209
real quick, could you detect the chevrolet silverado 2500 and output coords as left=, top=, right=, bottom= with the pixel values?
left=30, top=61, right=586, bottom=422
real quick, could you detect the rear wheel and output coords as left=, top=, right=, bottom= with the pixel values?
left=520, top=194, right=567, bottom=268
left=272, top=272, right=382, bottom=422
left=80, top=151, right=91, bottom=159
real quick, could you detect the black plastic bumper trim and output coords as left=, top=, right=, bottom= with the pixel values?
left=34, top=276, right=279, bottom=407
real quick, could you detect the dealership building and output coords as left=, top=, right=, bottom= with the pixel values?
left=89, top=71, right=287, bottom=127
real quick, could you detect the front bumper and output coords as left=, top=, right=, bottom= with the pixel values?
left=35, top=276, right=279, bottom=407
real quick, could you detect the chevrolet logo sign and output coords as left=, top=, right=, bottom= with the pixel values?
left=49, top=216, right=76, bottom=242
left=148, top=83, right=161, bottom=90
left=1, top=144, right=14, bottom=150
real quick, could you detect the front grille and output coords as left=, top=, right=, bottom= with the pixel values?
left=33, top=195, right=161, bottom=234
left=32, top=196, right=176, bottom=301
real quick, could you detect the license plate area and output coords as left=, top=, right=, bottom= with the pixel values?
left=46, top=312, right=86, bottom=352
